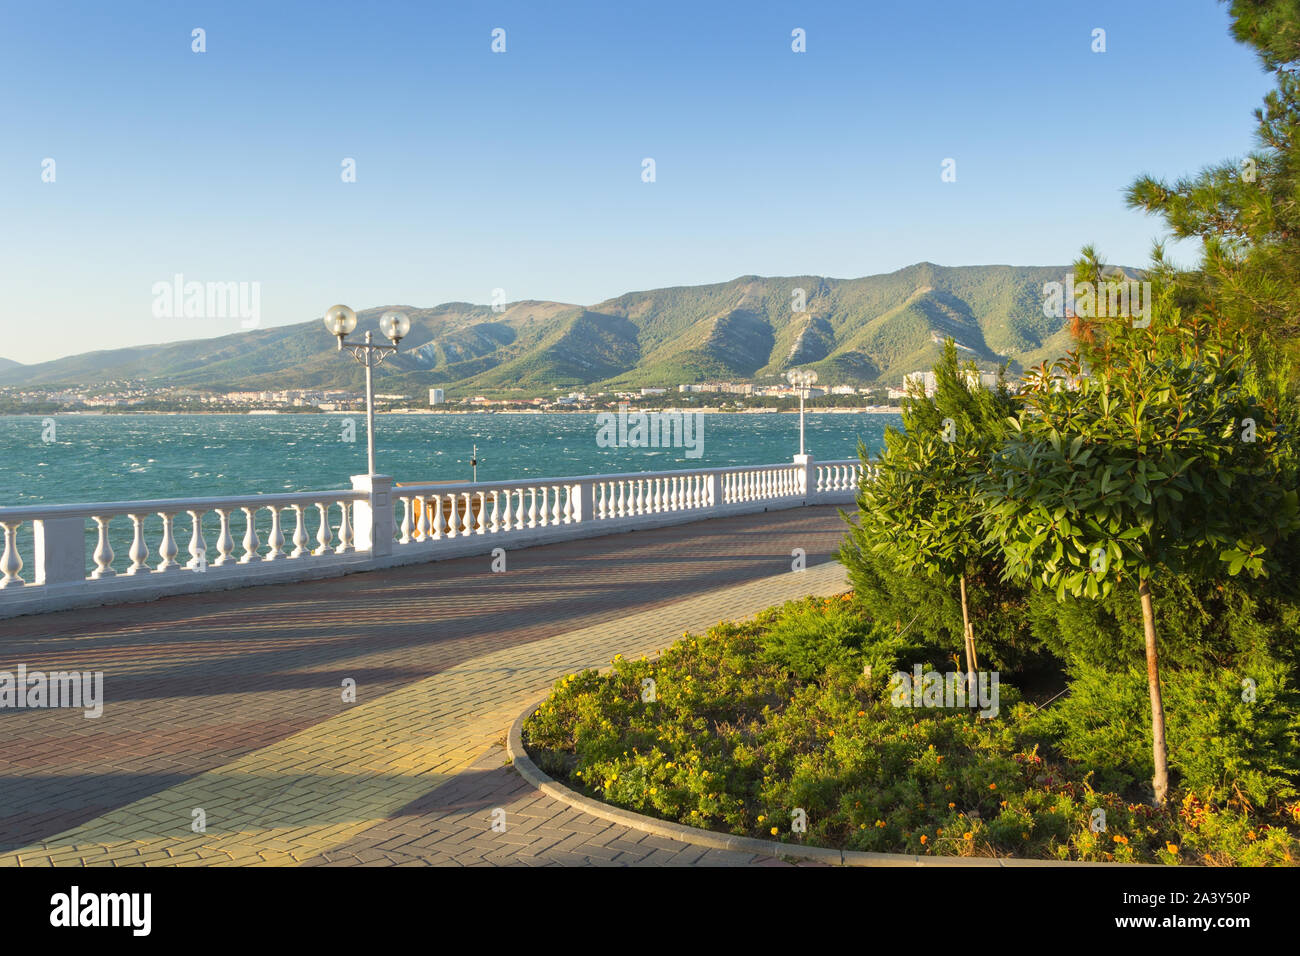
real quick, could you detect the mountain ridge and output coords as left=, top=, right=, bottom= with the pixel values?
left=0, top=263, right=1121, bottom=393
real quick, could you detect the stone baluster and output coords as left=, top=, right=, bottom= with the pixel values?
left=489, top=491, right=500, bottom=532
left=314, top=503, right=333, bottom=555
left=514, top=489, right=525, bottom=529
left=89, top=515, right=115, bottom=578
left=0, top=521, right=23, bottom=588
left=446, top=494, right=460, bottom=538
left=291, top=505, right=310, bottom=557
left=460, top=494, right=473, bottom=535
left=214, top=509, right=235, bottom=565
left=535, top=486, right=548, bottom=527
left=238, top=507, right=260, bottom=563
left=550, top=486, right=561, bottom=525
left=416, top=497, right=431, bottom=541
left=476, top=492, right=487, bottom=534
left=264, top=507, right=285, bottom=561
left=432, top=496, right=445, bottom=539
left=155, top=511, right=180, bottom=571
left=335, top=501, right=353, bottom=553
left=399, top=497, right=413, bottom=544
left=127, top=513, right=151, bottom=573
left=186, top=510, right=208, bottom=570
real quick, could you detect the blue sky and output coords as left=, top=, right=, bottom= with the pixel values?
left=0, top=0, right=1274, bottom=363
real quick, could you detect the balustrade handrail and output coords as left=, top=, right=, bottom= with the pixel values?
left=0, top=488, right=363, bottom=522
left=391, top=462, right=800, bottom=498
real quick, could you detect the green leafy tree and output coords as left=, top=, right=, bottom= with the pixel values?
left=981, top=293, right=1298, bottom=804
left=841, top=340, right=1018, bottom=675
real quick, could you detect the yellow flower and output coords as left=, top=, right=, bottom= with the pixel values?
left=1166, top=842, right=1179, bottom=854
left=770, top=827, right=779, bottom=836
left=963, top=832, right=973, bottom=840
left=875, top=820, right=886, bottom=828
left=757, top=815, right=766, bottom=823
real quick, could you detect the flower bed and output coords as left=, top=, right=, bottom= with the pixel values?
left=523, top=593, right=1299, bottom=865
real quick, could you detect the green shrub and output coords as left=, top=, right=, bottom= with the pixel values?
left=1037, top=659, right=1300, bottom=808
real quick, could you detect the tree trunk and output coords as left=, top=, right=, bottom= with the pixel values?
left=1139, top=576, right=1170, bottom=806
left=959, top=573, right=979, bottom=679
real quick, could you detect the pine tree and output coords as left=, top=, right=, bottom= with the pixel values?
left=1126, top=0, right=1300, bottom=353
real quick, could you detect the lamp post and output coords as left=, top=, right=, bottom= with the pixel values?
left=786, top=368, right=818, bottom=456
left=323, top=305, right=410, bottom=476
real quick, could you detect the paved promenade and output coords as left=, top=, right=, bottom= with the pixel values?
left=0, top=505, right=850, bottom=866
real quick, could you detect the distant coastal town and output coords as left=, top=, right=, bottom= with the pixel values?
left=0, top=370, right=1017, bottom=416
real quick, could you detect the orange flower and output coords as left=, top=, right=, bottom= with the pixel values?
left=988, top=784, right=997, bottom=791
left=919, top=835, right=928, bottom=844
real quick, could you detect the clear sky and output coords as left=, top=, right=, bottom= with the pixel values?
left=0, top=0, right=1274, bottom=364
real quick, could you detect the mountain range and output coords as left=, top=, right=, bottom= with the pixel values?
left=0, top=263, right=1108, bottom=394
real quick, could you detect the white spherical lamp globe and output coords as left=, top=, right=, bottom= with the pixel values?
left=379, top=310, right=411, bottom=344
left=323, top=304, right=358, bottom=337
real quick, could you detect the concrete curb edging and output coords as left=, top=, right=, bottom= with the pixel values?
left=507, top=698, right=1138, bottom=868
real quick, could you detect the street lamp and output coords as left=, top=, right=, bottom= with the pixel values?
left=786, top=367, right=818, bottom=456
left=324, top=305, right=410, bottom=476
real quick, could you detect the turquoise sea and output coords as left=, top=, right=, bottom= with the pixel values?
left=0, top=412, right=900, bottom=507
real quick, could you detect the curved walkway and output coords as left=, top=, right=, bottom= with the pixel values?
left=0, top=505, right=849, bottom=866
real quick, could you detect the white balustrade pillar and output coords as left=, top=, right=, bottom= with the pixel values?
left=794, top=453, right=814, bottom=502
left=34, top=517, right=84, bottom=586
left=574, top=480, right=595, bottom=523
left=351, top=474, right=393, bottom=556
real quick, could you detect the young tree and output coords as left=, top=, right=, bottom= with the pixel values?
left=842, top=340, right=1017, bottom=677
left=981, top=292, right=1298, bottom=804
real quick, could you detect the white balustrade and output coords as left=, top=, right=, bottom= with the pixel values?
left=1, top=456, right=863, bottom=617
